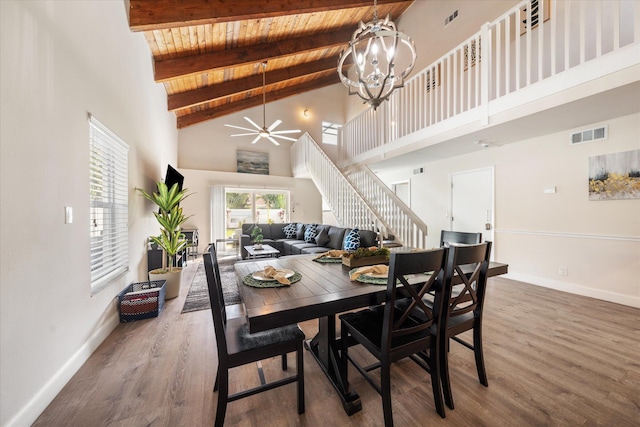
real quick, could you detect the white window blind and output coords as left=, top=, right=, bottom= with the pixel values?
left=89, top=115, right=129, bottom=291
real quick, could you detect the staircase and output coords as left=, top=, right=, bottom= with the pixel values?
left=291, top=133, right=427, bottom=248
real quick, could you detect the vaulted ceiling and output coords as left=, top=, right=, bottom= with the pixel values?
left=127, top=0, right=414, bottom=129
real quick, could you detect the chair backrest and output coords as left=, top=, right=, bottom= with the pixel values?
left=206, top=244, right=227, bottom=324
left=381, top=248, right=449, bottom=351
left=440, top=230, right=482, bottom=247
left=203, top=252, right=229, bottom=360
left=443, top=241, right=492, bottom=321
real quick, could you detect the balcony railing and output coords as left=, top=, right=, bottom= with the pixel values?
left=340, top=0, right=639, bottom=164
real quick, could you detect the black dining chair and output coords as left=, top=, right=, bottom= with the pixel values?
left=202, top=252, right=305, bottom=427
left=438, top=241, right=492, bottom=410
left=339, top=249, right=450, bottom=426
left=440, top=230, right=482, bottom=247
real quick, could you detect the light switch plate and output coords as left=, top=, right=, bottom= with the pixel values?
left=65, top=206, right=73, bottom=224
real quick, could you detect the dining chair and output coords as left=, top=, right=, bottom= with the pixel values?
left=339, top=249, right=450, bottom=426
left=440, top=230, right=482, bottom=247
left=202, top=252, right=305, bottom=427
left=439, top=241, right=492, bottom=410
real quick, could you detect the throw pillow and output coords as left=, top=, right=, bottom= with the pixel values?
left=343, top=228, right=360, bottom=251
left=304, top=224, right=318, bottom=243
left=314, top=226, right=330, bottom=247
left=283, top=223, right=297, bottom=239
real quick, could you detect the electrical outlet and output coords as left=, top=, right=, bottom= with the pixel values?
left=558, top=266, right=568, bottom=276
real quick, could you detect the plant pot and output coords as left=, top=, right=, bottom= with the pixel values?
left=149, top=268, right=183, bottom=299
left=253, top=243, right=263, bottom=250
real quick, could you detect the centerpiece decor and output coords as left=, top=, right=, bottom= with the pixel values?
left=342, top=246, right=390, bottom=268
left=137, top=181, right=192, bottom=299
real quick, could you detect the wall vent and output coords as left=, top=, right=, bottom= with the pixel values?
left=570, top=125, right=608, bottom=145
left=413, top=167, right=424, bottom=175
left=445, top=10, right=459, bottom=27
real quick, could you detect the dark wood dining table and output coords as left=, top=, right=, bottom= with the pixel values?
left=234, top=254, right=508, bottom=415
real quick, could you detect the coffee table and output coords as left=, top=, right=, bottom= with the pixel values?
left=244, top=244, right=280, bottom=259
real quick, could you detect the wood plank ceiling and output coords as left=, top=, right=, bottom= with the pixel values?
left=128, top=0, right=414, bottom=128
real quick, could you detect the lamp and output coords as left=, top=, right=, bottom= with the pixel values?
left=303, top=108, right=309, bottom=118
left=337, top=0, right=416, bottom=110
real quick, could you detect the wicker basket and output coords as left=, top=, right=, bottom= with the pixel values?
left=118, top=280, right=166, bottom=322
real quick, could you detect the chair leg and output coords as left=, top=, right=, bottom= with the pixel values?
left=296, top=341, right=305, bottom=414
left=213, top=367, right=219, bottom=392
left=430, top=344, right=446, bottom=418
left=440, top=335, right=454, bottom=410
left=214, top=368, right=229, bottom=427
left=473, top=323, right=488, bottom=387
left=281, top=353, right=288, bottom=370
left=380, top=361, right=394, bottom=427
left=340, top=323, right=351, bottom=394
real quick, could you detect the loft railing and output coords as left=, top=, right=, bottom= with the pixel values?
left=347, top=167, right=427, bottom=247
left=340, top=0, right=639, bottom=164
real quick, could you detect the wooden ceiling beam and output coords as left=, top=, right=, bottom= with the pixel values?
left=129, top=0, right=412, bottom=31
left=176, top=73, right=340, bottom=128
left=168, top=57, right=339, bottom=112
left=154, top=27, right=353, bottom=82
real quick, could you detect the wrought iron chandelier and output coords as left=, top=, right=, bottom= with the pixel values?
left=337, top=0, right=417, bottom=109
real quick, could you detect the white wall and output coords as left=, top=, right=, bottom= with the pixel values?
left=376, top=113, right=640, bottom=307
left=178, top=169, right=323, bottom=254
left=0, top=1, right=178, bottom=425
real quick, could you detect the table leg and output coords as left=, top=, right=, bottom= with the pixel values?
left=305, top=314, right=362, bottom=415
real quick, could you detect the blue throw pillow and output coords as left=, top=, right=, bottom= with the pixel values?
left=283, top=223, right=297, bottom=239
left=304, top=224, right=318, bottom=243
left=343, top=228, right=360, bottom=251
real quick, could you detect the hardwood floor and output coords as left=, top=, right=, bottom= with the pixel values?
left=34, top=261, right=640, bottom=426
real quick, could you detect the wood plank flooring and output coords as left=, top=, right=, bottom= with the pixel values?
left=34, top=261, right=640, bottom=426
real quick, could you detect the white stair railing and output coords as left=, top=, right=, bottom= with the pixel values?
left=347, top=167, right=427, bottom=248
left=292, top=133, right=427, bottom=248
left=340, top=0, right=639, bottom=164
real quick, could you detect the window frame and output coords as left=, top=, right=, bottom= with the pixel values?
left=89, top=114, right=129, bottom=294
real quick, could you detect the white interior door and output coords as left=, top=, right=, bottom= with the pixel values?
left=392, top=181, right=411, bottom=207
left=450, top=167, right=494, bottom=243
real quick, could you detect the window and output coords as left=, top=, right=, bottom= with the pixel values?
left=224, top=188, right=289, bottom=235
left=322, top=121, right=340, bottom=145
left=89, top=115, right=129, bottom=292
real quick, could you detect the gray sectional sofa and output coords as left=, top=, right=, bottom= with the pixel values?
left=239, top=223, right=379, bottom=259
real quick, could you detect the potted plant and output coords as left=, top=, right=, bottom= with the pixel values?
left=251, top=224, right=264, bottom=250
left=137, top=182, right=192, bottom=299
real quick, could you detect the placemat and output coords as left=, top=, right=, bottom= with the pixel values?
left=312, top=257, right=343, bottom=263
left=349, top=268, right=388, bottom=285
left=242, top=271, right=302, bottom=288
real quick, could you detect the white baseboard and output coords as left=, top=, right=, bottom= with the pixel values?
left=5, top=312, right=120, bottom=427
left=504, top=273, right=640, bottom=308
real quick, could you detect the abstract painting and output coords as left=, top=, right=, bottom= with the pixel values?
left=237, top=150, right=269, bottom=175
left=589, top=149, right=640, bottom=200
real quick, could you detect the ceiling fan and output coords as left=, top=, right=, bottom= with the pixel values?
left=225, top=62, right=301, bottom=146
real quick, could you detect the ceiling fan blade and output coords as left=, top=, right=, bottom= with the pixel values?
left=225, top=124, right=256, bottom=132
left=244, top=117, right=263, bottom=131
left=230, top=132, right=260, bottom=137
left=271, top=134, right=299, bottom=142
left=271, top=129, right=302, bottom=135
left=251, top=135, right=261, bottom=144
left=267, top=120, right=282, bottom=132
left=267, top=136, right=281, bottom=146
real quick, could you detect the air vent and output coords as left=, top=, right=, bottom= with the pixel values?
left=445, top=10, right=459, bottom=27
left=570, top=125, right=608, bottom=145
left=413, top=167, right=424, bottom=175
